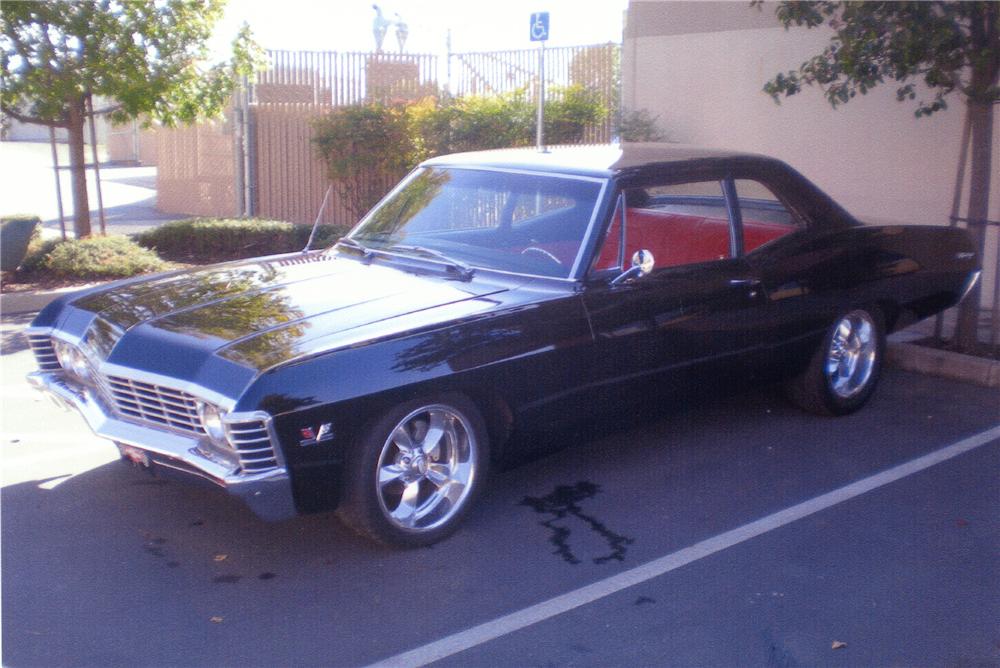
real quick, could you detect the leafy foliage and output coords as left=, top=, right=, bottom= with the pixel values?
left=313, top=88, right=608, bottom=218
left=134, top=218, right=349, bottom=262
left=1, top=1, right=262, bottom=237
left=616, top=108, right=669, bottom=142
left=759, top=1, right=1000, bottom=115
left=759, top=1, right=999, bottom=351
left=0, top=214, right=40, bottom=271
left=312, top=104, right=417, bottom=223
left=20, top=236, right=167, bottom=279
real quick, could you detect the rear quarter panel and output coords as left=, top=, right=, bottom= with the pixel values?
left=745, top=222, right=977, bottom=379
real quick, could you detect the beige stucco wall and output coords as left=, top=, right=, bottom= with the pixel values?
left=624, top=0, right=998, bottom=305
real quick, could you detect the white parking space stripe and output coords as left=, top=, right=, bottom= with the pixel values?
left=369, top=424, right=1000, bottom=668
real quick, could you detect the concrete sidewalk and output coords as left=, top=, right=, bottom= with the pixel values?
left=0, top=140, right=186, bottom=237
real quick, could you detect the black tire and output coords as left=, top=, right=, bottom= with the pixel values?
left=337, top=393, right=490, bottom=547
left=785, top=307, right=885, bottom=416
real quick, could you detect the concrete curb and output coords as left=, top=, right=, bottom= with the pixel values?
left=887, top=342, right=1000, bottom=389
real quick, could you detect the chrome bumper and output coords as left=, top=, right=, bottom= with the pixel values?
left=27, top=371, right=297, bottom=521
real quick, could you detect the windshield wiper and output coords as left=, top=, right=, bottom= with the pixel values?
left=336, top=237, right=373, bottom=261
left=386, top=244, right=476, bottom=280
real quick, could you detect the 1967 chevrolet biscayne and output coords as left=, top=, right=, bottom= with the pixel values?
left=27, top=144, right=980, bottom=546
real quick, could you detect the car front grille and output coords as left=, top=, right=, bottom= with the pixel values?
left=102, top=375, right=203, bottom=434
left=30, top=333, right=280, bottom=474
left=27, top=334, right=61, bottom=371
left=227, top=419, right=281, bottom=472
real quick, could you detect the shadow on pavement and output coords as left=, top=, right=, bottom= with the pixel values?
left=1, top=312, right=34, bottom=355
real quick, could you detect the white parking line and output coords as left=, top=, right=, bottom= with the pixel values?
left=368, top=424, right=1000, bottom=668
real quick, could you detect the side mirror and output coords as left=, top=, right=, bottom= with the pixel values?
left=611, top=249, right=655, bottom=286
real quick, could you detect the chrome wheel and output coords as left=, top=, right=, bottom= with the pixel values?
left=375, top=404, right=478, bottom=532
left=825, top=310, right=878, bottom=399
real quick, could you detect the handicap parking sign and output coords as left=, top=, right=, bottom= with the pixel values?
left=530, top=12, right=549, bottom=41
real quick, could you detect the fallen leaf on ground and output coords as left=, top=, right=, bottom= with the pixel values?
left=213, top=554, right=228, bottom=562
left=831, top=641, right=847, bottom=650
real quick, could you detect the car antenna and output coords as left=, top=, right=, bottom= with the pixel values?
left=303, top=184, right=333, bottom=252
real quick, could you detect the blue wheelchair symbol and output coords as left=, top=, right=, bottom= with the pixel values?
left=530, top=12, right=549, bottom=41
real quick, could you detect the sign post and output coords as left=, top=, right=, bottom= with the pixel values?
left=530, top=12, right=549, bottom=151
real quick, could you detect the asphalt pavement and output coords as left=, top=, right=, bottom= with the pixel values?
left=2, top=306, right=998, bottom=666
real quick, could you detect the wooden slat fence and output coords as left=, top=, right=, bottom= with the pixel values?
left=254, top=50, right=440, bottom=105
left=157, top=45, right=619, bottom=224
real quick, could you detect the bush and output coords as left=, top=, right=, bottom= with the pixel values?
left=134, top=218, right=349, bottom=262
left=408, top=86, right=608, bottom=159
left=0, top=214, right=41, bottom=271
left=312, top=104, right=416, bottom=221
left=616, top=108, right=669, bottom=142
left=313, top=90, right=609, bottom=219
left=21, top=236, right=167, bottom=279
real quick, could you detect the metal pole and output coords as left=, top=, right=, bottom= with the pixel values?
left=536, top=40, right=545, bottom=151
left=48, top=126, right=67, bottom=240
left=86, top=93, right=107, bottom=235
left=233, top=101, right=246, bottom=217
left=132, top=119, right=139, bottom=163
left=445, top=29, right=452, bottom=97
left=992, top=226, right=999, bottom=347
left=244, top=80, right=257, bottom=217
left=936, top=107, right=972, bottom=340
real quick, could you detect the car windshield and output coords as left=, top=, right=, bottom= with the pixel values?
left=346, top=167, right=605, bottom=278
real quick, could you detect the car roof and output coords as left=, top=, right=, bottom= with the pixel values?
left=420, top=143, right=769, bottom=178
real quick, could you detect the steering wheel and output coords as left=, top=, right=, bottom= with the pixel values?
left=520, top=246, right=563, bottom=267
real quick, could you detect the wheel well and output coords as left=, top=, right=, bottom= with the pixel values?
left=464, top=387, right=514, bottom=462
left=875, top=299, right=900, bottom=333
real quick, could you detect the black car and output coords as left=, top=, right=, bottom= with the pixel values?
left=27, top=144, right=980, bottom=546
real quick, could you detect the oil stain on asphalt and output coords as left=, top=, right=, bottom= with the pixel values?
left=520, top=481, right=634, bottom=565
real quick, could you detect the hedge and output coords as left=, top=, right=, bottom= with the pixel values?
left=133, top=218, right=349, bottom=262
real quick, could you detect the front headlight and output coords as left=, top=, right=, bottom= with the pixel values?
left=52, top=339, right=93, bottom=384
left=197, top=401, right=227, bottom=444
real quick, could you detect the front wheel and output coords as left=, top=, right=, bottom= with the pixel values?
left=338, top=394, right=489, bottom=547
left=785, top=307, right=884, bottom=416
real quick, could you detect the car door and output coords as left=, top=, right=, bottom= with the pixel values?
left=580, top=176, right=770, bottom=397
left=732, top=174, right=835, bottom=375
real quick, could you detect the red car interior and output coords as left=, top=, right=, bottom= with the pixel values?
left=589, top=207, right=794, bottom=271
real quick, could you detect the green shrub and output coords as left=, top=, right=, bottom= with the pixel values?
left=616, top=108, right=669, bottom=142
left=134, top=218, right=349, bottom=262
left=312, top=104, right=416, bottom=221
left=545, top=85, right=608, bottom=144
left=0, top=214, right=41, bottom=271
left=22, top=236, right=167, bottom=279
left=313, top=90, right=609, bottom=219
left=18, top=236, right=61, bottom=274
left=408, top=87, right=608, bottom=159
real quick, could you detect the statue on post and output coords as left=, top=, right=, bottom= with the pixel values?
left=372, top=4, right=390, bottom=52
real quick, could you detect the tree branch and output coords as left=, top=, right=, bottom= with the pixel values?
left=0, top=102, right=66, bottom=128
left=85, top=102, right=123, bottom=117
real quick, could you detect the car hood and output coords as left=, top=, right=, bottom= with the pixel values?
left=56, top=251, right=517, bottom=398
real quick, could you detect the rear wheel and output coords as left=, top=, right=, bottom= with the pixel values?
left=338, top=394, right=489, bottom=547
left=785, top=307, right=884, bottom=416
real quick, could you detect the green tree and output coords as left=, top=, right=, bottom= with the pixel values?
left=1, top=0, right=260, bottom=238
left=759, top=1, right=999, bottom=351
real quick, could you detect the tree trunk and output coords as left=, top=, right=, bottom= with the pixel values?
left=66, top=97, right=92, bottom=238
left=953, top=99, right=993, bottom=350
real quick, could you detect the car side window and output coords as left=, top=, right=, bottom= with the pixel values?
left=593, top=180, right=732, bottom=272
left=734, top=179, right=799, bottom=253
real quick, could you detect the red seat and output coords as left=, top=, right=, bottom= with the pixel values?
left=595, top=208, right=793, bottom=270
